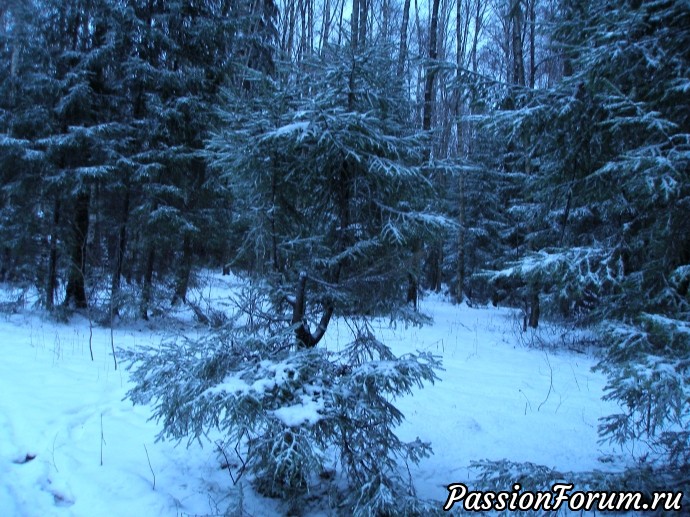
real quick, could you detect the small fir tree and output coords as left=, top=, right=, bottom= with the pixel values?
left=124, top=44, right=446, bottom=514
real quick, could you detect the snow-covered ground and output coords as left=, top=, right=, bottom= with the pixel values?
left=0, top=274, right=623, bottom=516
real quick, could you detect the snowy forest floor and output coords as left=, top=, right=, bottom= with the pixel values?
left=0, top=272, right=630, bottom=516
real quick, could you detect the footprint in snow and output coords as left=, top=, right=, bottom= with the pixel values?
left=12, top=453, right=36, bottom=464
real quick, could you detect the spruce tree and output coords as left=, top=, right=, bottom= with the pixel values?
left=481, top=0, right=690, bottom=495
left=124, top=44, right=446, bottom=514
left=0, top=2, right=58, bottom=291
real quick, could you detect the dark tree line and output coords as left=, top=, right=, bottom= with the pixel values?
left=1, top=0, right=275, bottom=316
left=0, top=0, right=573, bottom=316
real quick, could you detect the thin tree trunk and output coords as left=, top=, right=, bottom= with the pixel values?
left=381, top=0, right=390, bottom=40
left=337, top=0, right=346, bottom=45
left=528, top=292, right=540, bottom=328
left=511, top=0, right=525, bottom=86
left=320, top=0, right=331, bottom=53
left=351, top=0, right=360, bottom=50
left=298, top=0, right=306, bottom=60
left=308, top=0, right=314, bottom=53
left=421, top=0, right=442, bottom=292
left=172, top=234, right=193, bottom=306
left=140, top=247, right=155, bottom=320
left=358, top=0, right=367, bottom=48
left=423, top=0, right=441, bottom=141
left=456, top=0, right=466, bottom=300
left=110, top=188, right=129, bottom=314
left=286, top=0, right=296, bottom=57
left=562, top=0, right=573, bottom=77
left=456, top=170, right=466, bottom=301
left=0, top=247, right=8, bottom=282
left=529, top=0, right=536, bottom=87
left=271, top=170, right=280, bottom=271
left=64, top=191, right=90, bottom=309
left=471, top=0, right=483, bottom=74
left=397, top=0, right=411, bottom=77
left=46, top=197, right=61, bottom=310
left=291, top=273, right=334, bottom=348
left=140, top=198, right=158, bottom=320
left=91, top=183, right=102, bottom=266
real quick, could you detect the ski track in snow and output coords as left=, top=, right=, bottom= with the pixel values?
left=0, top=275, right=623, bottom=516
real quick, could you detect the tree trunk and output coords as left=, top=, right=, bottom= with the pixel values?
left=561, top=0, right=574, bottom=78
left=140, top=247, right=155, bottom=320
left=172, top=234, right=193, bottom=306
left=511, top=0, right=525, bottom=86
left=298, top=0, right=307, bottom=60
left=286, top=0, right=296, bottom=57
left=454, top=0, right=470, bottom=302
left=528, top=292, right=540, bottom=328
left=397, top=0, right=411, bottom=77
left=528, top=0, right=536, bottom=87
left=0, top=247, right=8, bottom=282
left=421, top=0, right=442, bottom=292
left=291, top=273, right=333, bottom=348
left=337, top=0, right=346, bottom=45
left=308, top=0, right=314, bottom=54
left=351, top=0, right=360, bottom=50
left=456, top=171, right=466, bottom=301
left=428, top=243, right=442, bottom=292
left=110, top=188, right=129, bottom=315
left=64, top=191, right=90, bottom=309
left=422, top=0, right=441, bottom=141
left=358, top=0, right=368, bottom=48
left=406, top=272, right=418, bottom=309
left=46, top=197, right=61, bottom=310
left=471, top=0, right=484, bottom=73
left=320, top=0, right=331, bottom=53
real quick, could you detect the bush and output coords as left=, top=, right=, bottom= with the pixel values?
left=123, top=317, right=441, bottom=515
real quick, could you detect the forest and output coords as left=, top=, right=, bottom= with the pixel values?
left=1, top=0, right=689, bottom=514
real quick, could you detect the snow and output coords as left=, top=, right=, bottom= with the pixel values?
left=0, top=276, right=622, bottom=516
left=269, top=121, right=310, bottom=138
left=272, top=397, right=325, bottom=428
left=203, top=373, right=251, bottom=397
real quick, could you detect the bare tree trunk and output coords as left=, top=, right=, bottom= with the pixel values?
left=422, top=0, right=441, bottom=141
left=471, top=0, right=482, bottom=73
left=406, top=272, right=418, bottom=309
left=397, top=0, right=411, bottom=77
left=358, top=0, right=368, bottom=48
left=528, top=0, right=536, bottom=87
left=308, top=0, right=314, bottom=53
left=286, top=0, right=296, bottom=58
left=0, top=248, right=8, bottom=282
left=528, top=292, right=540, bottom=328
left=299, top=0, right=307, bottom=60
left=172, top=234, right=193, bottom=306
left=562, top=0, right=573, bottom=77
left=511, top=0, right=525, bottom=86
left=110, top=188, right=129, bottom=315
left=46, top=197, right=61, bottom=310
left=140, top=247, right=155, bottom=320
left=64, top=191, right=90, bottom=309
left=455, top=0, right=484, bottom=301
left=456, top=170, right=466, bottom=301
left=351, top=0, right=360, bottom=50
left=337, top=0, right=346, bottom=45
left=421, top=0, right=442, bottom=292
left=291, top=273, right=334, bottom=348
left=456, top=0, right=466, bottom=300
left=381, top=0, right=390, bottom=41
left=320, top=0, right=331, bottom=53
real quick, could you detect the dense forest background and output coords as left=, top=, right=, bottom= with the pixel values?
left=1, top=0, right=688, bottom=511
